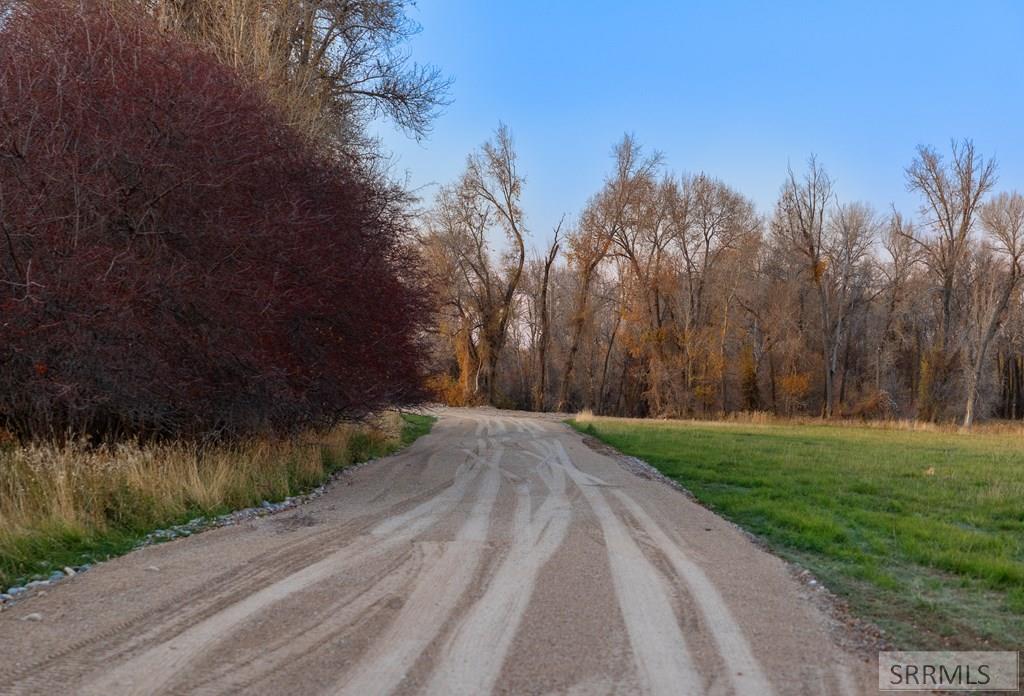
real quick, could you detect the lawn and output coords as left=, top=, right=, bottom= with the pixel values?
left=570, top=416, right=1024, bottom=650
left=0, top=412, right=435, bottom=590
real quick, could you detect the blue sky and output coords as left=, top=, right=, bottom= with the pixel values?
left=375, top=1, right=1024, bottom=246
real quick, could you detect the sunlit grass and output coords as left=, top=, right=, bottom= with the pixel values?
left=570, top=415, right=1024, bottom=650
left=0, top=412, right=435, bottom=588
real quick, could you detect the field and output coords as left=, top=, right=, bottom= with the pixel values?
left=570, top=415, right=1024, bottom=650
left=0, top=413, right=434, bottom=589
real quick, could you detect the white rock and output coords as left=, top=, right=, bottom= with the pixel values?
left=144, top=566, right=160, bottom=572
left=21, top=613, right=42, bottom=622
left=63, top=566, right=76, bottom=576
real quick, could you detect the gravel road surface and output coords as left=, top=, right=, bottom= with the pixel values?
left=0, top=408, right=875, bottom=694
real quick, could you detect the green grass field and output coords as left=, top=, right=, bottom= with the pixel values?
left=570, top=416, right=1024, bottom=650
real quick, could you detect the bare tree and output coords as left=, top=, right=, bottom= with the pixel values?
left=962, top=192, right=1024, bottom=426
left=903, top=140, right=997, bottom=350
left=534, top=219, right=563, bottom=410
left=557, top=136, right=659, bottom=411
left=141, top=0, right=451, bottom=146
left=675, top=173, right=759, bottom=405
left=422, top=125, right=527, bottom=405
left=420, top=134, right=1024, bottom=426
left=826, top=202, right=878, bottom=412
left=875, top=211, right=919, bottom=395
left=773, top=157, right=840, bottom=416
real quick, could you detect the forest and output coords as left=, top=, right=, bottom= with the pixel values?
left=422, top=130, right=1024, bottom=427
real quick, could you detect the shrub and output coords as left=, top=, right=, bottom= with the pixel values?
left=0, top=0, right=428, bottom=440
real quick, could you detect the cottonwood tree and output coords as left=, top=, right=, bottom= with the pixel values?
left=772, top=158, right=841, bottom=416
left=878, top=214, right=917, bottom=369
left=611, top=175, right=679, bottom=414
left=138, top=0, right=450, bottom=147
left=675, top=173, right=760, bottom=409
left=826, top=202, right=879, bottom=409
left=961, top=192, right=1024, bottom=426
left=420, top=134, right=1023, bottom=426
left=424, top=125, right=527, bottom=405
left=557, top=136, right=660, bottom=411
left=534, top=220, right=563, bottom=410
left=902, top=140, right=997, bottom=418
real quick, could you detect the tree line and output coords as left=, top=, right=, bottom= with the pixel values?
left=423, top=129, right=1024, bottom=426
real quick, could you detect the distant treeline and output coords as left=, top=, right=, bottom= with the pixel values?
left=423, top=132, right=1023, bottom=426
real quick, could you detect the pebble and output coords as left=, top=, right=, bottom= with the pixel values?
left=0, top=594, right=12, bottom=602
left=48, top=570, right=64, bottom=582
left=20, top=613, right=42, bottom=622
left=7, top=586, right=26, bottom=595
left=144, top=566, right=160, bottom=572
left=63, top=567, right=76, bottom=576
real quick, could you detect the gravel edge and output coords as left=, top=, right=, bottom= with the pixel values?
left=0, top=454, right=383, bottom=610
left=580, top=433, right=891, bottom=659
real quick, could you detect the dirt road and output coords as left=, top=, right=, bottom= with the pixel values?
left=0, top=408, right=875, bottom=694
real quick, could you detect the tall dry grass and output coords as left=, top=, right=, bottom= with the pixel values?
left=0, top=414, right=407, bottom=586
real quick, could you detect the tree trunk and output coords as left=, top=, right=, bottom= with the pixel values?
left=596, top=313, right=621, bottom=414
left=963, top=277, right=1016, bottom=428
left=533, top=225, right=561, bottom=411
left=558, top=264, right=596, bottom=411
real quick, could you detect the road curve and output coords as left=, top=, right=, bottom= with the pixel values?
left=0, top=408, right=874, bottom=695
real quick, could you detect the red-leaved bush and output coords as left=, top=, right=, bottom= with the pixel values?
left=0, top=0, right=428, bottom=439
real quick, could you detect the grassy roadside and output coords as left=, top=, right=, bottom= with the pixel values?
left=0, top=412, right=435, bottom=589
left=569, top=415, right=1024, bottom=650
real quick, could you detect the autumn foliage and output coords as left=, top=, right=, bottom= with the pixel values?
left=0, top=0, right=428, bottom=439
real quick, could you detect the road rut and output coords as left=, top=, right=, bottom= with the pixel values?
left=0, top=408, right=875, bottom=694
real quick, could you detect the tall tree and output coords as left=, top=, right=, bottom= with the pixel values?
left=903, top=140, right=997, bottom=351
left=425, top=125, right=526, bottom=405
left=557, top=136, right=659, bottom=411
left=142, top=0, right=451, bottom=147
left=962, top=192, right=1024, bottom=427
left=773, top=157, right=839, bottom=416
left=534, top=220, right=563, bottom=410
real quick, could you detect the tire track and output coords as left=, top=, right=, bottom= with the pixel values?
left=334, top=440, right=504, bottom=696
left=0, top=409, right=874, bottom=695
left=544, top=438, right=704, bottom=695
left=608, top=489, right=774, bottom=696
left=75, top=448, right=490, bottom=695
left=424, top=440, right=572, bottom=695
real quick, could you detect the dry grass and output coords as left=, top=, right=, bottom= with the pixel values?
left=575, top=409, right=1024, bottom=436
left=0, top=412, right=430, bottom=587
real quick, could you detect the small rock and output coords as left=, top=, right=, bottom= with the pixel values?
left=26, top=580, right=49, bottom=589
left=8, top=586, right=26, bottom=595
left=21, top=613, right=42, bottom=622
left=0, top=594, right=12, bottom=602
left=144, top=566, right=160, bottom=572
left=48, top=570, right=64, bottom=581
left=63, top=567, right=76, bottom=576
